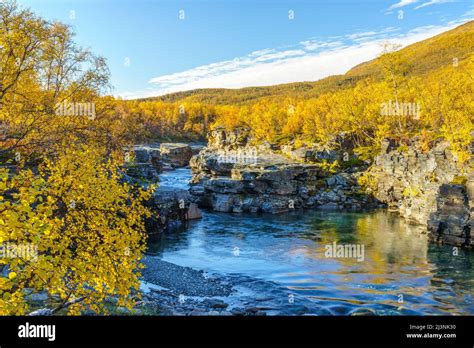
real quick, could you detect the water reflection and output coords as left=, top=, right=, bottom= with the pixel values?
left=149, top=168, right=473, bottom=315
left=147, top=209, right=473, bottom=315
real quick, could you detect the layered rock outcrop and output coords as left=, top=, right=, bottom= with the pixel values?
left=190, top=128, right=472, bottom=248
left=190, top=128, right=380, bottom=214
left=124, top=146, right=161, bottom=183
left=366, top=139, right=473, bottom=247
left=121, top=143, right=201, bottom=234
left=160, top=143, right=193, bottom=168
left=124, top=143, right=194, bottom=183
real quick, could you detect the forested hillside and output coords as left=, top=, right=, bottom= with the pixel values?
left=347, top=20, right=474, bottom=78
left=142, top=21, right=473, bottom=104
left=120, top=21, right=473, bottom=164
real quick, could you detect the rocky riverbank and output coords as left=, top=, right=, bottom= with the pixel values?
left=189, top=128, right=472, bottom=248
left=189, top=128, right=382, bottom=213
left=138, top=257, right=382, bottom=316
left=365, top=138, right=473, bottom=247
left=123, top=142, right=203, bottom=183
left=122, top=142, right=204, bottom=235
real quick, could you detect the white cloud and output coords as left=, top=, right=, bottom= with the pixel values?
left=347, top=27, right=400, bottom=42
left=300, top=40, right=344, bottom=51
left=388, top=0, right=419, bottom=10
left=415, top=0, right=454, bottom=10
left=347, top=31, right=377, bottom=40
left=118, top=20, right=472, bottom=100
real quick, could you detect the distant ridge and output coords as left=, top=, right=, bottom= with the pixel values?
left=138, top=21, right=473, bottom=105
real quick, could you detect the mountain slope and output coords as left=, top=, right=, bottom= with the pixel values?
left=347, top=20, right=474, bottom=78
left=139, top=20, right=473, bottom=105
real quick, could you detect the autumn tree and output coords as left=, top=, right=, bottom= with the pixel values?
left=0, top=1, right=153, bottom=315
left=0, top=144, right=153, bottom=315
left=0, top=0, right=111, bottom=161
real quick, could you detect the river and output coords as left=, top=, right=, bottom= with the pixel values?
left=147, top=168, right=474, bottom=315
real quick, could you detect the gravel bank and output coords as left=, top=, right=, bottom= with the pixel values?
left=138, top=256, right=332, bottom=316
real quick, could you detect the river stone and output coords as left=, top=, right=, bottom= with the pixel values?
left=281, top=145, right=312, bottom=161
left=350, top=308, right=377, bottom=316
left=190, top=144, right=206, bottom=155
left=160, top=143, right=193, bottom=168
left=428, top=184, right=471, bottom=246
left=202, top=299, right=228, bottom=309
left=190, top=130, right=379, bottom=214
left=187, top=203, right=202, bottom=220
left=207, top=126, right=251, bottom=150
left=467, top=173, right=474, bottom=232
left=189, top=129, right=411, bottom=217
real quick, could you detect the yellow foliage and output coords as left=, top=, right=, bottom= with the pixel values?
left=0, top=145, right=153, bottom=315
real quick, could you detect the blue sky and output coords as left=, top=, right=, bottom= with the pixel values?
left=19, top=0, right=474, bottom=98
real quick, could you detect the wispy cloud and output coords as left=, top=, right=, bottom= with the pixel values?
left=118, top=19, right=472, bottom=100
left=347, top=27, right=400, bottom=42
left=388, top=0, right=419, bottom=10
left=414, top=0, right=455, bottom=10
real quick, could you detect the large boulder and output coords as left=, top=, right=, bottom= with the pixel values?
left=281, top=145, right=312, bottom=162
left=123, top=145, right=161, bottom=183
left=160, top=143, right=193, bottom=168
left=207, top=127, right=252, bottom=151
left=186, top=203, right=202, bottom=220
left=146, top=186, right=202, bottom=235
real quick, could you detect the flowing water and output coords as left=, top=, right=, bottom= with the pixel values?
left=148, top=168, right=474, bottom=315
